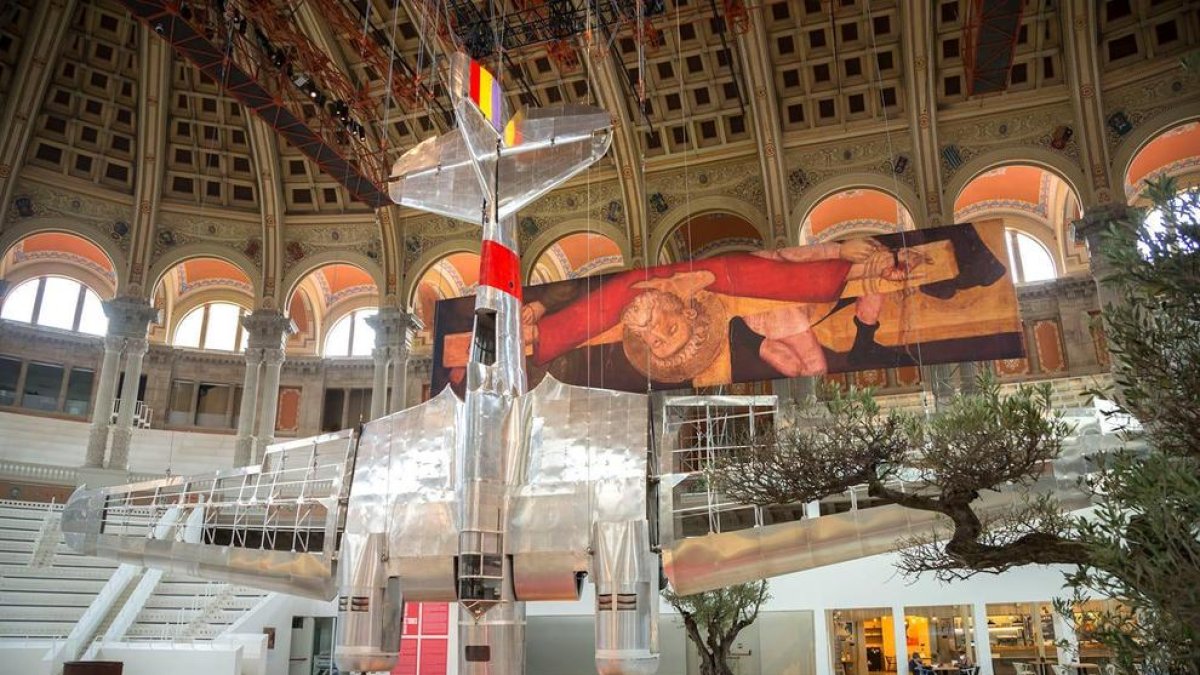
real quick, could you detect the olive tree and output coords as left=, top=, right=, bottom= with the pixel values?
left=663, top=581, right=770, bottom=675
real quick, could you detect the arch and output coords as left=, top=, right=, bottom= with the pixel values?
left=401, top=239, right=481, bottom=309
left=148, top=243, right=263, bottom=301
left=525, top=228, right=627, bottom=285
left=1119, top=119, right=1200, bottom=202
left=649, top=195, right=768, bottom=263
left=950, top=163, right=1084, bottom=277
left=280, top=250, right=384, bottom=309
left=802, top=187, right=916, bottom=244
left=943, top=148, right=1091, bottom=214
left=0, top=218, right=128, bottom=291
left=790, top=173, right=922, bottom=244
left=1, top=261, right=115, bottom=301
left=1111, top=103, right=1200, bottom=201
left=521, top=218, right=630, bottom=282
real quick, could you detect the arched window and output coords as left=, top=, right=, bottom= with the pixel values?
left=1, top=276, right=108, bottom=335
left=174, top=302, right=248, bottom=351
left=324, top=308, right=377, bottom=357
left=1005, top=230, right=1057, bottom=283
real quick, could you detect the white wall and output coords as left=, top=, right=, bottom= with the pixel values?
left=223, top=593, right=335, bottom=675
left=0, top=411, right=237, bottom=476
left=95, top=641, right=241, bottom=675
left=528, top=549, right=1075, bottom=675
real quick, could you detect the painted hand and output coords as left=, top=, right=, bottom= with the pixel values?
left=838, top=237, right=886, bottom=263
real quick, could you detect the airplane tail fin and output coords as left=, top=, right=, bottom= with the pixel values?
left=450, top=53, right=506, bottom=139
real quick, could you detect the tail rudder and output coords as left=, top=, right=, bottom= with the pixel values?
left=450, top=53, right=506, bottom=137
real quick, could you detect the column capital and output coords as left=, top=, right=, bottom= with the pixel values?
left=367, top=307, right=422, bottom=349
left=1071, top=203, right=1140, bottom=277
left=102, top=335, right=126, bottom=352
left=102, top=296, right=159, bottom=339
left=1071, top=203, right=1139, bottom=247
left=243, top=347, right=265, bottom=365
left=242, top=310, right=296, bottom=350
left=124, top=337, right=149, bottom=355
left=262, top=347, right=285, bottom=366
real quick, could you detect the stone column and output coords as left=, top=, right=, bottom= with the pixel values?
left=109, top=337, right=148, bottom=469
left=1072, top=202, right=1137, bottom=314
left=255, top=348, right=285, bottom=456
left=99, top=297, right=159, bottom=470
left=366, top=308, right=422, bottom=413
left=85, top=335, right=125, bottom=467
left=242, top=310, right=295, bottom=460
left=233, top=347, right=263, bottom=467
left=369, top=346, right=390, bottom=420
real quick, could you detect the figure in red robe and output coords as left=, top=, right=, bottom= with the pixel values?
left=522, top=238, right=928, bottom=385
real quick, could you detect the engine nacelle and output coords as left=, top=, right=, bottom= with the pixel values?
left=335, top=532, right=402, bottom=673
left=593, top=520, right=660, bottom=675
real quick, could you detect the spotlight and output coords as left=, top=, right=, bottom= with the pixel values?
left=154, top=21, right=166, bottom=34
left=272, top=49, right=285, bottom=68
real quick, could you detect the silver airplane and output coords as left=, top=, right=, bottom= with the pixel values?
left=62, top=52, right=661, bottom=675
left=58, top=52, right=1094, bottom=675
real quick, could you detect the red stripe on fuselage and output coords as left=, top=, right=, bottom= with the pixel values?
left=479, top=239, right=522, bottom=301
left=469, top=60, right=481, bottom=104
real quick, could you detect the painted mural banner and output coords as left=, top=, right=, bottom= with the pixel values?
left=431, top=222, right=1023, bottom=393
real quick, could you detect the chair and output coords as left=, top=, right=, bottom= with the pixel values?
left=1104, top=663, right=1117, bottom=675
left=1015, top=663, right=1036, bottom=675
left=961, top=666, right=980, bottom=675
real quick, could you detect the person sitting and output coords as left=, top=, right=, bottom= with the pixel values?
left=909, top=652, right=933, bottom=675
left=955, top=651, right=974, bottom=669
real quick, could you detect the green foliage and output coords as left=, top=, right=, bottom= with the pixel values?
left=663, top=581, right=770, bottom=675
left=1064, top=177, right=1200, bottom=673
left=709, top=375, right=1083, bottom=580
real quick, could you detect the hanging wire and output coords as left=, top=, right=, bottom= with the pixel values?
left=380, top=0, right=403, bottom=144
left=860, top=0, right=931, bottom=416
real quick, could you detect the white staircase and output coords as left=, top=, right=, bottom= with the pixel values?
left=0, top=499, right=271, bottom=668
left=0, top=501, right=116, bottom=639
left=129, top=578, right=266, bottom=641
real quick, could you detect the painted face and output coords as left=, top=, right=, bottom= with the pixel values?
left=645, top=304, right=692, bottom=359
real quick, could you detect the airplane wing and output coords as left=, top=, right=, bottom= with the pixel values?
left=495, top=105, right=613, bottom=220
left=362, top=386, right=462, bottom=602
left=507, top=375, right=650, bottom=600
left=62, top=430, right=360, bottom=600
left=389, top=131, right=486, bottom=225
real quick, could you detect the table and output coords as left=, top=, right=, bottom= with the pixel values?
left=1070, top=663, right=1101, bottom=675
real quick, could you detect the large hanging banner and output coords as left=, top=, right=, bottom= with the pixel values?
left=430, top=222, right=1024, bottom=393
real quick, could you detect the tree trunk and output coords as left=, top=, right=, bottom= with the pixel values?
left=698, top=644, right=737, bottom=675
